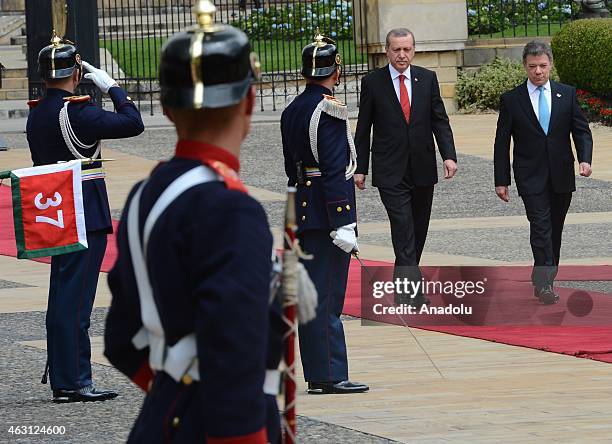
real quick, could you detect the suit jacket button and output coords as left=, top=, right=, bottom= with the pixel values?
left=182, top=374, right=193, bottom=385
left=301, top=215, right=306, bottom=221
left=337, top=206, right=342, bottom=213
left=172, top=417, right=180, bottom=427
left=346, top=205, right=351, bottom=210
left=306, top=180, right=312, bottom=186
left=302, top=201, right=307, bottom=207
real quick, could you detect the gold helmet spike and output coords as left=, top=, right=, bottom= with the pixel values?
left=193, top=0, right=219, bottom=32
left=313, top=27, right=326, bottom=48
left=50, top=30, right=62, bottom=47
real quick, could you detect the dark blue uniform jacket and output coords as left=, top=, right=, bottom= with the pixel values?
left=105, top=142, right=275, bottom=443
left=26, top=87, right=144, bottom=232
left=281, top=84, right=357, bottom=233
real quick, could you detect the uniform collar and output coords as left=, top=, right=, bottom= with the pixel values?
left=46, top=88, right=74, bottom=97
left=305, top=83, right=332, bottom=95
left=175, top=140, right=240, bottom=172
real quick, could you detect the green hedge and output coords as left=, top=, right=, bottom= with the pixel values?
left=456, top=57, right=560, bottom=111
left=551, top=19, right=612, bottom=96
left=456, top=58, right=528, bottom=111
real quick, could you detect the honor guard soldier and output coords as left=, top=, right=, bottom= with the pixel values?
left=281, top=32, right=369, bottom=394
left=104, top=2, right=282, bottom=442
left=26, top=33, right=144, bottom=402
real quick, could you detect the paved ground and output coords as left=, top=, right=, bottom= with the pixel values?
left=0, top=112, right=611, bottom=443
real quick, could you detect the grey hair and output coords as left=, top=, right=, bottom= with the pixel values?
left=385, top=28, right=416, bottom=49
left=522, top=40, right=553, bottom=63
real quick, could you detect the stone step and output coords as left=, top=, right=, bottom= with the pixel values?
left=1, top=67, right=26, bottom=78
left=0, top=99, right=28, bottom=120
left=0, top=88, right=28, bottom=100
left=0, top=77, right=27, bottom=89
left=10, top=34, right=26, bottom=45
left=0, top=15, right=24, bottom=44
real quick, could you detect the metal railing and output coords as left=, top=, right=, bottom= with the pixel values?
left=98, top=0, right=371, bottom=114
left=466, top=0, right=579, bottom=38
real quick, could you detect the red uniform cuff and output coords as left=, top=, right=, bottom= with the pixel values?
left=207, top=427, right=267, bottom=444
left=131, top=360, right=154, bottom=392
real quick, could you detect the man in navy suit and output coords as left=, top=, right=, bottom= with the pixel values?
left=494, top=40, right=593, bottom=304
left=281, top=32, right=368, bottom=395
left=354, top=28, right=457, bottom=307
left=26, top=36, right=144, bottom=402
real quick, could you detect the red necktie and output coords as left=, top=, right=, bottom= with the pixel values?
left=399, top=74, right=410, bottom=123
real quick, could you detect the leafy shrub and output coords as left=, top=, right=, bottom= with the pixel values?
left=456, top=56, right=560, bottom=111
left=231, top=0, right=354, bottom=40
left=456, top=58, right=529, bottom=111
left=551, top=18, right=612, bottom=97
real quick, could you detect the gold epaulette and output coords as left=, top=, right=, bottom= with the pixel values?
left=322, top=94, right=345, bottom=106
left=320, top=94, right=348, bottom=120
left=27, top=99, right=41, bottom=109
left=63, top=95, right=91, bottom=103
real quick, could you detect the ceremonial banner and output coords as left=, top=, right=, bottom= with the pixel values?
left=7, top=160, right=87, bottom=258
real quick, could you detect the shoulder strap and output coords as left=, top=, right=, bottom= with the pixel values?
left=128, top=165, right=220, bottom=381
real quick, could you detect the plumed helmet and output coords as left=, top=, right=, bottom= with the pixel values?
left=301, top=29, right=342, bottom=79
left=37, top=32, right=81, bottom=80
left=159, top=0, right=260, bottom=109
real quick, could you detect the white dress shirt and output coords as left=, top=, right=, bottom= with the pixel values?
left=389, top=64, right=412, bottom=104
left=527, top=79, right=552, bottom=118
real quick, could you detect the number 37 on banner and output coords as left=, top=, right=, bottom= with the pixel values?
left=7, top=160, right=88, bottom=259
left=35, top=191, right=64, bottom=228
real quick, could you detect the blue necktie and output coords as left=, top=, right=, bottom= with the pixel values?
left=538, top=85, right=550, bottom=134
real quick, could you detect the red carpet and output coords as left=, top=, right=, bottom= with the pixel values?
left=345, top=259, right=612, bottom=364
left=2, top=184, right=612, bottom=362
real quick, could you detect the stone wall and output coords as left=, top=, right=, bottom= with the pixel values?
left=356, top=0, right=468, bottom=113
left=463, top=37, right=552, bottom=70
left=0, top=0, right=25, bottom=12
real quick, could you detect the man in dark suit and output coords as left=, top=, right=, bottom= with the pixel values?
left=27, top=35, right=144, bottom=403
left=354, top=28, right=457, bottom=305
left=494, top=40, right=593, bottom=304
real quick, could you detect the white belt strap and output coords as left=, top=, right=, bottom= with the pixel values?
left=128, top=165, right=219, bottom=382
left=263, top=369, right=281, bottom=395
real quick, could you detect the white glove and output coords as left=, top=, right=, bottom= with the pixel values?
left=330, top=222, right=358, bottom=254
left=296, top=262, right=318, bottom=324
left=81, top=60, right=118, bottom=93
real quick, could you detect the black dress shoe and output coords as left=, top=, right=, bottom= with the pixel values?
left=307, top=380, right=369, bottom=394
left=53, top=387, right=118, bottom=403
left=536, top=285, right=559, bottom=305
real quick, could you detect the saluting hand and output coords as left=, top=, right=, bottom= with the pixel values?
left=81, top=60, right=118, bottom=94
left=579, top=162, right=592, bottom=177
left=443, top=159, right=457, bottom=179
